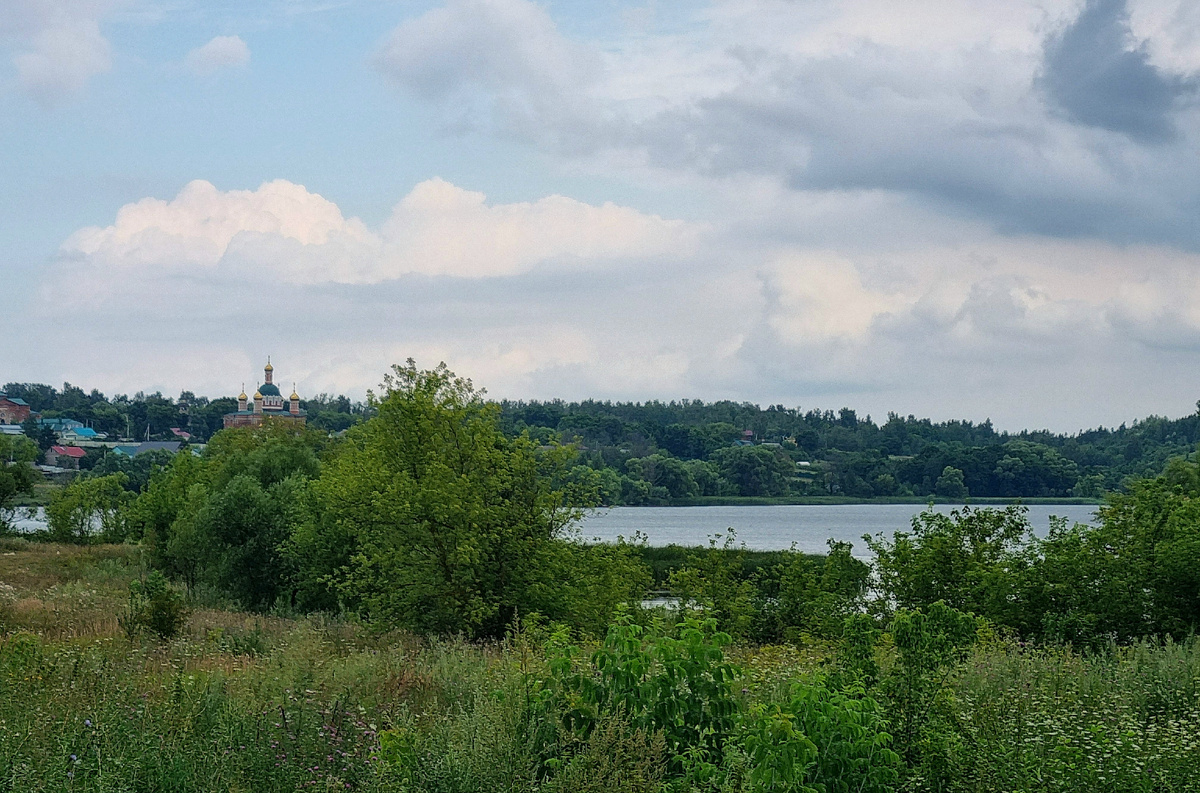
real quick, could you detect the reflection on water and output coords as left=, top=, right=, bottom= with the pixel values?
left=5, top=506, right=46, bottom=534
left=577, top=503, right=1099, bottom=555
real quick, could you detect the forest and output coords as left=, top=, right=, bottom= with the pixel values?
left=8, top=376, right=1200, bottom=502
left=4, top=361, right=1200, bottom=791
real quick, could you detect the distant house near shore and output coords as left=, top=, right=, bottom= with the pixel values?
left=60, top=427, right=104, bottom=443
left=112, top=441, right=182, bottom=458
left=37, top=418, right=84, bottom=433
left=45, top=445, right=87, bottom=469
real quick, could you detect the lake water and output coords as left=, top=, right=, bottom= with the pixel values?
left=575, top=504, right=1099, bottom=556
left=7, top=503, right=1101, bottom=558
left=6, top=507, right=47, bottom=534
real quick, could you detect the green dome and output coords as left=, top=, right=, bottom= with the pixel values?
left=258, top=383, right=281, bottom=397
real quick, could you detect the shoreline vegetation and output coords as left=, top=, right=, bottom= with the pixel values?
left=607, top=495, right=1104, bottom=506
left=3, top=361, right=1200, bottom=791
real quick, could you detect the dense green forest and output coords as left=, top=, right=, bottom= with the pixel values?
left=6, top=361, right=1200, bottom=791
left=503, top=398, right=1200, bottom=501
left=9, top=378, right=1200, bottom=502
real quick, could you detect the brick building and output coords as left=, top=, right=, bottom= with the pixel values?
left=0, top=393, right=31, bottom=425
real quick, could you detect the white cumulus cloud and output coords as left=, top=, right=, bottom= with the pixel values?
left=185, top=35, right=250, bottom=76
left=58, top=177, right=697, bottom=289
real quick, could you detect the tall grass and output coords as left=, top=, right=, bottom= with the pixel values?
left=5, top=542, right=1200, bottom=791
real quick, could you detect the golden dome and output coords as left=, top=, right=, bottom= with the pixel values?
left=264, top=360, right=274, bottom=372
left=238, top=390, right=247, bottom=400
left=290, top=384, right=300, bottom=400
left=253, top=390, right=263, bottom=399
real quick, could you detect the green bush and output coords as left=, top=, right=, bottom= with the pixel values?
left=121, top=571, right=189, bottom=640
left=737, top=682, right=899, bottom=793
left=541, top=613, right=740, bottom=772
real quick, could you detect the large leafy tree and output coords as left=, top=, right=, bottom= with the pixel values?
left=1035, top=456, right=1200, bottom=643
left=132, top=423, right=324, bottom=604
left=0, top=434, right=38, bottom=530
left=867, top=505, right=1037, bottom=632
left=46, top=473, right=134, bottom=543
left=295, top=361, right=605, bottom=637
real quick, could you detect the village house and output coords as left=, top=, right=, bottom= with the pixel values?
left=60, top=427, right=104, bottom=444
left=45, top=445, right=87, bottom=469
left=112, top=441, right=182, bottom=458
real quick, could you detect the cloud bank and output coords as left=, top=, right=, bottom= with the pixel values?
left=34, top=174, right=1200, bottom=431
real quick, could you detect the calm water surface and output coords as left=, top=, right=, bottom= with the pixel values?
left=577, top=504, right=1098, bottom=556
left=9, top=504, right=1100, bottom=558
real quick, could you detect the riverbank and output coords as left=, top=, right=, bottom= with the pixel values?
left=658, top=495, right=1104, bottom=506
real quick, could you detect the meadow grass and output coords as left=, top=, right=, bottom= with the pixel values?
left=4, top=539, right=1200, bottom=792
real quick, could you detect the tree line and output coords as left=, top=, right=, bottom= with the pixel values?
left=9, top=379, right=1200, bottom=501
left=503, top=398, right=1200, bottom=501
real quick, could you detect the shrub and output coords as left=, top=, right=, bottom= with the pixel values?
left=121, top=570, right=189, bottom=640
left=541, top=613, right=740, bottom=772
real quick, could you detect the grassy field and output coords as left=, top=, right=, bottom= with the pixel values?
left=3, top=538, right=1200, bottom=792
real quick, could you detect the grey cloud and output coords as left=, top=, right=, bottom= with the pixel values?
left=1041, top=0, right=1187, bottom=143
left=377, top=0, right=1200, bottom=249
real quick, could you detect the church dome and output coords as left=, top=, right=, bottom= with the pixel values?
left=258, top=383, right=281, bottom=397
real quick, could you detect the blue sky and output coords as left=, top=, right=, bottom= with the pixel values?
left=5, top=0, right=1200, bottom=431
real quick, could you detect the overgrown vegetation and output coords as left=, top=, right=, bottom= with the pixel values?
left=7, top=361, right=1200, bottom=790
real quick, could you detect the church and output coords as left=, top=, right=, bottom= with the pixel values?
left=223, top=360, right=307, bottom=428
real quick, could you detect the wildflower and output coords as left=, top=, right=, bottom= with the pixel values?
left=84, top=719, right=91, bottom=727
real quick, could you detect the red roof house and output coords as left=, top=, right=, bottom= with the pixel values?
left=46, top=445, right=87, bottom=469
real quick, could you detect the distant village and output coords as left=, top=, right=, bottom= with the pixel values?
left=0, top=361, right=309, bottom=479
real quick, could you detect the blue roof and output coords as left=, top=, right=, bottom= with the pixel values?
left=38, top=418, right=84, bottom=429
left=68, top=427, right=99, bottom=438
left=3, top=397, right=28, bottom=406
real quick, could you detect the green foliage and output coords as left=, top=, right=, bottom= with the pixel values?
left=868, top=505, right=1035, bottom=631
left=934, top=465, right=968, bottom=498
left=542, top=614, right=740, bottom=769
left=711, top=446, right=796, bottom=497
left=88, top=448, right=176, bottom=492
left=131, top=423, right=322, bottom=606
left=669, top=534, right=760, bottom=640
left=0, top=434, right=38, bottom=530
left=773, top=541, right=870, bottom=641
left=880, top=601, right=981, bottom=773
left=46, top=472, right=134, bottom=543
left=296, top=361, right=603, bottom=637
left=740, top=682, right=899, bottom=793
left=121, top=570, right=189, bottom=639
left=868, top=461, right=1200, bottom=647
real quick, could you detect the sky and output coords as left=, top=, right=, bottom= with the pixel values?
left=4, top=0, right=1200, bottom=432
